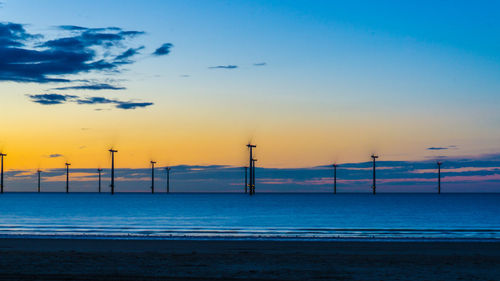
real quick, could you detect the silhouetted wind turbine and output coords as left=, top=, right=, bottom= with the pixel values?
left=332, top=164, right=338, bottom=194
left=65, top=162, right=71, bottom=193
left=247, top=144, right=256, bottom=195
left=151, top=161, right=156, bottom=194
left=371, top=154, right=378, bottom=195
left=37, top=169, right=42, bottom=193
left=437, top=161, right=442, bottom=194
left=165, top=167, right=171, bottom=193
left=109, top=149, right=117, bottom=195
left=0, top=153, right=5, bottom=194
left=244, top=166, right=248, bottom=193
left=97, top=168, right=102, bottom=193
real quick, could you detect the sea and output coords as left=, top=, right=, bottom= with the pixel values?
left=0, top=193, right=498, bottom=240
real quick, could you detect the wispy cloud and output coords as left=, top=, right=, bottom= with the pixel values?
left=52, top=83, right=126, bottom=91
left=28, top=94, right=153, bottom=110
left=427, top=147, right=449, bottom=150
left=46, top=154, right=63, bottom=158
left=115, top=46, right=144, bottom=62
left=208, top=65, right=238, bottom=69
left=253, top=62, right=267, bottom=66
left=115, top=101, right=153, bottom=109
left=427, top=145, right=458, bottom=151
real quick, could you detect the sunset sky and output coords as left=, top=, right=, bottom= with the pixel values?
left=1, top=1, right=500, bottom=191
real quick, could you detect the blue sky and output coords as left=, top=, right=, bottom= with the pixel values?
left=1, top=1, right=500, bottom=191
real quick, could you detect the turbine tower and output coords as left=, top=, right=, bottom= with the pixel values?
left=244, top=166, right=248, bottom=193
left=37, top=169, right=42, bottom=193
left=437, top=161, right=442, bottom=194
left=0, top=153, right=6, bottom=194
left=246, top=144, right=256, bottom=195
left=151, top=161, right=156, bottom=194
left=97, top=168, right=102, bottom=193
left=165, top=167, right=171, bottom=193
left=109, top=149, right=118, bottom=195
left=65, top=162, right=71, bottom=193
left=251, top=159, right=257, bottom=195
left=371, top=154, right=378, bottom=195
left=332, top=164, right=338, bottom=194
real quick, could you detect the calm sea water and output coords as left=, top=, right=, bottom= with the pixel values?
left=0, top=193, right=498, bottom=240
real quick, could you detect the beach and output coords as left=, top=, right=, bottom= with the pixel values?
left=0, top=239, right=499, bottom=280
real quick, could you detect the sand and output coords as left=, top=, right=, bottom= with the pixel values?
left=0, top=239, right=499, bottom=280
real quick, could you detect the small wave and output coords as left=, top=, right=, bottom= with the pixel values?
left=0, top=225, right=499, bottom=240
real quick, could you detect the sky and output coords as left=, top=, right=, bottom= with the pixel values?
left=1, top=0, right=500, bottom=192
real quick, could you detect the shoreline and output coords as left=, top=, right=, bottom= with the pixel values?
left=0, top=238, right=499, bottom=280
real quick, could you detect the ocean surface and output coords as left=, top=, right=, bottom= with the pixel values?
left=0, top=193, right=499, bottom=240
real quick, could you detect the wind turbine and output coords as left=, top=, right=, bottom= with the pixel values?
left=437, top=161, right=442, bottom=194
left=332, top=164, right=338, bottom=194
left=165, top=167, right=171, bottom=193
left=371, top=154, right=378, bottom=195
left=97, top=168, right=102, bottom=193
left=65, top=162, right=71, bottom=193
left=0, top=153, right=6, bottom=194
left=246, top=144, right=256, bottom=195
left=37, top=169, right=42, bottom=193
left=109, top=149, right=118, bottom=195
left=151, top=161, right=156, bottom=194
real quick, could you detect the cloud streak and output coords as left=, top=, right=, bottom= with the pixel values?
left=28, top=94, right=153, bottom=110
left=208, top=65, right=238, bottom=69
left=52, top=83, right=126, bottom=91
left=47, top=154, right=63, bottom=158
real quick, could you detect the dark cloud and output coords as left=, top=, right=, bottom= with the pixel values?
left=115, top=101, right=154, bottom=109
left=75, top=97, right=153, bottom=109
left=427, top=147, right=449, bottom=150
left=28, top=93, right=153, bottom=110
left=208, top=65, right=238, bottom=69
left=0, top=22, right=145, bottom=83
left=153, top=43, right=173, bottom=56
left=52, top=83, right=126, bottom=91
left=48, top=154, right=63, bottom=158
left=28, top=93, right=77, bottom=105
left=0, top=22, right=171, bottom=110
left=0, top=22, right=38, bottom=47
left=253, top=62, right=267, bottom=66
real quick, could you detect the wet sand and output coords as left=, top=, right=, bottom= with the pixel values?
left=0, top=239, right=499, bottom=280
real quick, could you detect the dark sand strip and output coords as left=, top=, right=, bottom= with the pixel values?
left=0, top=239, right=499, bottom=280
